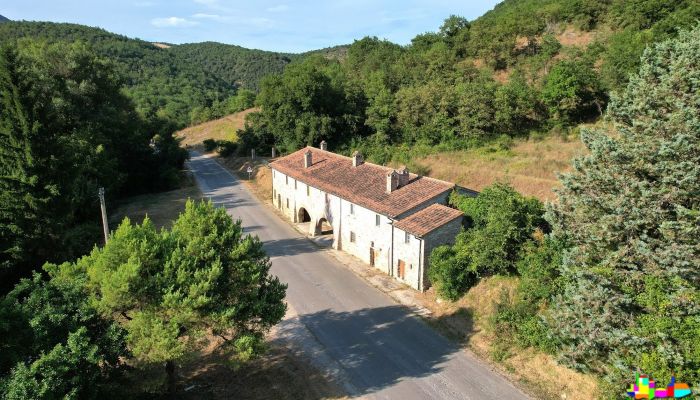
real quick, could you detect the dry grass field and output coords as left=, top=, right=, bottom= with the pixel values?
left=176, top=107, right=258, bottom=147
left=109, top=172, right=203, bottom=229
left=415, top=134, right=586, bottom=201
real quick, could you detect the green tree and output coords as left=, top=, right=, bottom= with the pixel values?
left=0, top=45, right=43, bottom=290
left=0, top=41, right=186, bottom=292
left=52, top=200, right=287, bottom=396
left=541, top=59, right=606, bottom=124
left=546, top=26, right=700, bottom=390
left=0, top=273, right=127, bottom=399
left=428, top=184, right=546, bottom=300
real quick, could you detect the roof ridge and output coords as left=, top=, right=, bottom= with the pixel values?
left=295, top=146, right=455, bottom=186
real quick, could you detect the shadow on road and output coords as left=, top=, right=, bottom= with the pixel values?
left=264, top=237, right=323, bottom=257
left=293, top=305, right=463, bottom=397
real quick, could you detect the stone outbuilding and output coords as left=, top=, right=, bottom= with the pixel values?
left=269, top=142, right=470, bottom=291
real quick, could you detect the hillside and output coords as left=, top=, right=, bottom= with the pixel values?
left=0, top=15, right=9, bottom=22
left=0, top=21, right=298, bottom=128
left=177, top=107, right=257, bottom=147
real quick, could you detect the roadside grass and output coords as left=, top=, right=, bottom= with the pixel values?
left=121, top=333, right=346, bottom=400
left=176, top=107, right=258, bottom=148
left=219, top=155, right=273, bottom=201
left=109, top=171, right=203, bottom=229
left=420, top=277, right=599, bottom=400
left=414, top=134, right=586, bottom=201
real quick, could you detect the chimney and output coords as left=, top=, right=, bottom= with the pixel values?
left=352, top=151, right=364, bottom=167
left=397, top=166, right=409, bottom=187
left=320, top=140, right=328, bottom=151
left=386, top=170, right=399, bottom=193
left=304, top=149, right=312, bottom=168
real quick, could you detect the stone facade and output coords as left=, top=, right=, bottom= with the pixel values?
left=270, top=147, right=468, bottom=291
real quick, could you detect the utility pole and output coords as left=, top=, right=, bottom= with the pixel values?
left=98, top=187, right=109, bottom=244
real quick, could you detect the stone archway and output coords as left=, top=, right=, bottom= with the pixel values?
left=314, top=217, right=333, bottom=236
left=297, top=207, right=311, bottom=223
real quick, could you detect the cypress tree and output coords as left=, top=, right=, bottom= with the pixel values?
left=0, top=46, right=43, bottom=291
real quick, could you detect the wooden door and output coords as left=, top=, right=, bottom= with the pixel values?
left=369, top=248, right=375, bottom=267
left=398, top=260, right=405, bottom=279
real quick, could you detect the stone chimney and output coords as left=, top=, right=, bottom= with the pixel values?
left=304, top=149, right=312, bottom=168
left=397, top=166, right=409, bottom=187
left=320, top=140, right=328, bottom=151
left=352, top=151, right=364, bottom=167
left=386, top=170, right=399, bottom=193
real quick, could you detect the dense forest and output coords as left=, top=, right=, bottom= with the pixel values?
left=241, top=0, right=700, bottom=167
left=0, top=40, right=187, bottom=292
left=0, top=21, right=296, bottom=127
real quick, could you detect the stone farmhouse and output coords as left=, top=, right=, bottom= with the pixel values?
left=269, top=141, right=468, bottom=291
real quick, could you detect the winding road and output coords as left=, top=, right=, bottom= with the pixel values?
left=187, top=152, right=529, bottom=400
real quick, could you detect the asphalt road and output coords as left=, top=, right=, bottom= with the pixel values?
left=187, top=152, right=529, bottom=400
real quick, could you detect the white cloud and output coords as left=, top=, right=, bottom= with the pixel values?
left=266, top=5, right=289, bottom=13
left=151, top=17, right=199, bottom=28
left=192, top=13, right=232, bottom=22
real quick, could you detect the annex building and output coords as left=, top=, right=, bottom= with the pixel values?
left=270, top=141, right=467, bottom=291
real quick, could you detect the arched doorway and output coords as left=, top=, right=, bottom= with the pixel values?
left=315, top=217, right=333, bottom=236
left=297, top=207, right=311, bottom=223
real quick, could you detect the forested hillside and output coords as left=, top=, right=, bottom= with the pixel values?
left=0, top=21, right=296, bottom=127
left=0, top=40, right=187, bottom=293
left=241, top=0, right=700, bottom=164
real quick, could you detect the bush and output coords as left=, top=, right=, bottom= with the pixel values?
left=203, top=138, right=218, bottom=152
left=427, top=246, right=478, bottom=301
left=216, top=140, right=237, bottom=157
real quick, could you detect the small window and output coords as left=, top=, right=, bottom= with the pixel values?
left=375, top=214, right=380, bottom=226
left=350, top=231, right=356, bottom=243
left=286, top=199, right=289, bottom=208
left=294, top=180, right=297, bottom=189
left=405, top=232, right=410, bottom=244
left=285, top=176, right=288, bottom=185
left=306, top=185, right=310, bottom=196
left=350, top=204, right=354, bottom=215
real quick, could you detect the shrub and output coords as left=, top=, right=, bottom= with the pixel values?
left=203, top=138, right=218, bottom=152
left=217, top=140, right=237, bottom=157
left=427, top=246, right=478, bottom=301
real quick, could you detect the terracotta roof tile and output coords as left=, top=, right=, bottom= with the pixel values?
left=270, top=147, right=454, bottom=218
left=393, top=204, right=463, bottom=237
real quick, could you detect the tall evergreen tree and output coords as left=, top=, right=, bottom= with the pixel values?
left=546, top=25, right=700, bottom=390
left=0, top=46, right=43, bottom=291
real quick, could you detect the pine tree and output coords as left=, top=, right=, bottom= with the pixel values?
left=0, top=46, right=42, bottom=291
left=546, top=25, right=700, bottom=390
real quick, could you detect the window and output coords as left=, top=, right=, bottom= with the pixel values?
left=286, top=198, right=289, bottom=208
left=350, top=204, right=354, bottom=215
left=350, top=231, right=356, bottom=243
left=375, top=214, right=380, bottom=226
left=285, top=176, right=288, bottom=185
left=294, top=180, right=297, bottom=189
left=307, top=184, right=310, bottom=196
left=405, top=232, right=410, bottom=244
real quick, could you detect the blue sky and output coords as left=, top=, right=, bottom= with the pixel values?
left=2, top=0, right=501, bottom=53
